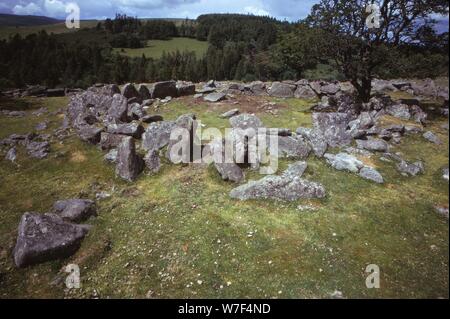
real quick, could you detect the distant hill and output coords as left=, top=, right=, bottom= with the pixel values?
left=0, top=14, right=61, bottom=27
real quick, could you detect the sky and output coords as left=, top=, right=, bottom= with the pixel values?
left=0, top=0, right=319, bottom=22
left=0, top=0, right=448, bottom=32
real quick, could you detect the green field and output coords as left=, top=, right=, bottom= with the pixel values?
left=114, top=37, right=209, bottom=59
left=0, top=92, right=448, bottom=299
left=0, top=20, right=99, bottom=39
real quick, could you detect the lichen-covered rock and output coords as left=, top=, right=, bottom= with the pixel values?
left=230, top=162, right=325, bottom=202
left=77, top=125, right=103, bottom=145
left=107, top=94, right=129, bottom=123
left=107, top=122, right=144, bottom=139
left=5, top=147, right=17, bottom=162
left=275, top=136, right=311, bottom=159
left=359, top=167, right=384, bottom=184
left=396, top=160, right=425, bottom=176
left=116, top=137, right=144, bottom=182
left=386, top=104, right=411, bottom=120
left=356, top=138, right=389, bottom=152
left=142, top=121, right=176, bottom=151
left=204, top=92, right=226, bottom=102
left=151, top=81, right=178, bottom=99
left=268, top=82, right=296, bottom=98
left=229, top=113, right=263, bottom=130
left=214, top=162, right=245, bottom=183
left=423, top=131, right=442, bottom=145
left=296, top=127, right=328, bottom=158
left=26, top=141, right=50, bottom=159
left=52, top=199, right=96, bottom=223
left=294, top=85, right=317, bottom=99
left=144, top=150, right=161, bottom=174
left=176, top=83, right=196, bottom=96
left=99, top=132, right=126, bottom=150
left=13, top=213, right=90, bottom=268
left=324, top=153, right=364, bottom=173
left=121, top=83, right=140, bottom=101
left=312, top=112, right=353, bottom=147
left=220, top=109, right=240, bottom=119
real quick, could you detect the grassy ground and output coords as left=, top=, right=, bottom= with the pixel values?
left=114, top=38, right=209, bottom=59
left=0, top=94, right=448, bottom=299
left=0, top=21, right=99, bottom=39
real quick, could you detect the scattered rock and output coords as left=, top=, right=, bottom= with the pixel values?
left=423, top=131, right=442, bottom=145
left=142, top=121, right=176, bottom=151
left=229, top=113, right=263, bottom=130
left=359, top=167, right=384, bottom=184
left=52, top=199, right=96, bottom=223
left=144, top=150, right=161, bottom=174
left=356, top=138, right=389, bottom=152
left=296, top=128, right=328, bottom=158
left=324, top=153, right=364, bottom=173
left=214, top=162, right=245, bottom=183
left=151, top=81, right=177, bottom=99
left=77, top=126, right=103, bottom=145
left=99, top=132, right=126, bottom=151
left=35, top=122, right=48, bottom=131
left=5, top=147, right=17, bottom=162
left=230, top=162, right=325, bottom=202
left=268, top=82, right=296, bottom=98
left=104, top=149, right=118, bottom=163
left=13, top=212, right=90, bottom=268
left=386, top=104, right=411, bottom=120
left=176, top=83, right=196, bottom=96
left=396, top=160, right=424, bottom=176
left=107, top=122, right=144, bottom=139
left=204, top=92, right=226, bottom=102
left=220, top=109, right=240, bottom=119
left=294, top=85, right=317, bottom=99
left=121, top=83, right=141, bottom=101
left=107, top=94, right=129, bottom=122
left=115, top=137, right=144, bottom=182
left=26, top=141, right=50, bottom=159
left=312, top=112, right=353, bottom=147
left=141, top=115, right=164, bottom=124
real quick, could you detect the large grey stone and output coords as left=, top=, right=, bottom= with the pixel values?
left=356, top=138, right=389, bottom=152
left=229, top=162, right=325, bottom=202
left=312, top=112, right=353, bottom=147
left=423, top=131, right=442, bottom=145
left=107, top=94, right=129, bottom=123
left=99, top=132, right=127, bottom=150
left=107, top=122, right=144, bottom=139
left=144, top=150, right=161, bottom=174
left=396, top=160, right=425, bottom=176
left=52, top=199, right=96, bottom=223
left=359, top=167, right=384, bottom=184
left=26, top=141, right=50, bottom=159
left=204, top=92, right=226, bottom=102
left=151, top=81, right=178, bottom=99
left=229, top=114, right=263, bottom=130
left=13, top=213, right=90, bottom=268
left=324, top=153, right=364, bottom=173
left=268, top=82, right=296, bottom=98
left=296, top=127, right=328, bottom=158
left=386, top=104, right=411, bottom=120
left=116, top=137, right=144, bottom=182
left=142, top=121, right=176, bottom=151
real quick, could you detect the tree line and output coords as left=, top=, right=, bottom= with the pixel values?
left=0, top=8, right=448, bottom=94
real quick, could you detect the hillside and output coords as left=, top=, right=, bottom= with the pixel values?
left=0, top=13, right=61, bottom=27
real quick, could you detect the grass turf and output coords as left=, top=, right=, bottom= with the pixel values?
left=0, top=95, right=448, bottom=298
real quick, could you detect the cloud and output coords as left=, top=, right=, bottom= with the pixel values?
left=44, top=0, right=67, bottom=17
left=12, top=2, right=44, bottom=15
left=1, top=0, right=322, bottom=21
left=244, top=6, right=269, bottom=16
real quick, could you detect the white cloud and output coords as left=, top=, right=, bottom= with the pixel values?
left=12, top=2, right=43, bottom=15
left=44, top=0, right=67, bottom=17
left=243, top=5, right=269, bottom=16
